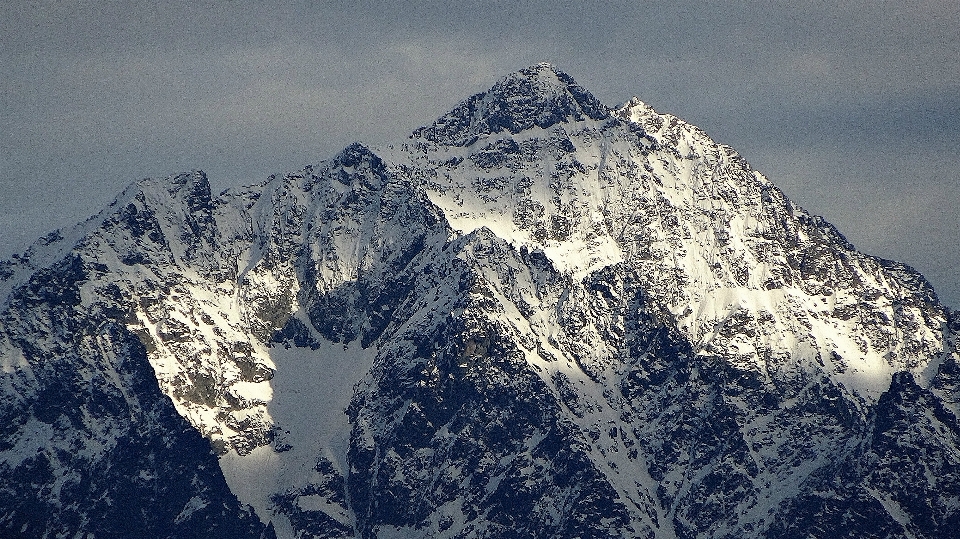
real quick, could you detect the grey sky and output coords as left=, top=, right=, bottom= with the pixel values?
left=2, top=1, right=958, bottom=306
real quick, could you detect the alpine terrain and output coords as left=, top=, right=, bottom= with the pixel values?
left=2, top=63, right=958, bottom=539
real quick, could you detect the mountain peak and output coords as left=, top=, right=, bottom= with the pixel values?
left=413, top=63, right=609, bottom=146
left=512, top=62, right=571, bottom=86
left=5, top=66, right=958, bottom=539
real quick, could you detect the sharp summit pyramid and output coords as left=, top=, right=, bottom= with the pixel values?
left=2, top=64, right=958, bottom=539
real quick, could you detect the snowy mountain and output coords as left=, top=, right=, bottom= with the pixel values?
left=2, top=63, right=958, bottom=538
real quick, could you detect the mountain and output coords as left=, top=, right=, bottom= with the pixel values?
left=2, top=63, right=958, bottom=538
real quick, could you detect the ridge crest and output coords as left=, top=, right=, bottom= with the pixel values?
left=413, top=63, right=609, bottom=146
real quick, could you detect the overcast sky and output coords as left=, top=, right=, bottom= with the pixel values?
left=2, top=1, right=958, bottom=307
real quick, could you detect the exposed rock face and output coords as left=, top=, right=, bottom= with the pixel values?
left=1, top=63, right=957, bottom=538
left=0, top=248, right=268, bottom=538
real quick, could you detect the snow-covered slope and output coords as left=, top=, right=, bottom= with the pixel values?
left=2, top=63, right=958, bottom=538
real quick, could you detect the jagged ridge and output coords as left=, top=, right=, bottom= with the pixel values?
left=1, top=64, right=958, bottom=539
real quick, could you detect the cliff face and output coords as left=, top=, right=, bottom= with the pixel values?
left=2, top=64, right=957, bottom=539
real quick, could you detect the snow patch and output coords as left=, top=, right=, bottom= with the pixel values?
left=219, top=340, right=376, bottom=536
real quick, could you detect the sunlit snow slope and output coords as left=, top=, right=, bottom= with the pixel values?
left=2, top=63, right=959, bottom=539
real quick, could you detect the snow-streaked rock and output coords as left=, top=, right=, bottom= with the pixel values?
left=1, top=63, right=957, bottom=538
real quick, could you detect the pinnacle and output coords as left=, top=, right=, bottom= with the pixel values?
left=413, top=63, right=609, bottom=146
left=517, top=62, right=563, bottom=80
